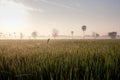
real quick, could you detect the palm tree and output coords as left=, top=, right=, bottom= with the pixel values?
left=82, top=25, right=87, bottom=39
left=71, top=31, right=74, bottom=39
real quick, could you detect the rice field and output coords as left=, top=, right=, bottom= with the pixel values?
left=0, top=39, right=120, bottom=80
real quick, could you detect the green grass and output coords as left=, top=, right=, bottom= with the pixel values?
left=0, top=39, right=120, bottom=80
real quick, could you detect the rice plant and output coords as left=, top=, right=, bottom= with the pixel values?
left=0, top=39, right=120, bottom=80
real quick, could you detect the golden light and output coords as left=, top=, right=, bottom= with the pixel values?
left=0, top=0, right=28, bottom=32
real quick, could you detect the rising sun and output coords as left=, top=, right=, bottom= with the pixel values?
left=0, top=0, right=28, bottom=32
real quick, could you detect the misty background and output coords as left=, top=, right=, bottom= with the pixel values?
left=0, top=0, right=120, bottom=39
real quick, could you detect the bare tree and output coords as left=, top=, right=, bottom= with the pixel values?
left=71, top=31, right=74, bottom=39
left=108, top=32, right=117, bottom=39
left=82, top=25, right=87, bottom=39
left=52, top=29, right=59, bottom=39
left=31, top=31, right=38, bottom=39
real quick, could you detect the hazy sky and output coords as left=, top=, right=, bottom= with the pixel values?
left=0, top=0, right=120, bottom=36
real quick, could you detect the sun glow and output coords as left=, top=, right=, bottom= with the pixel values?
left=0, top=0, right=28, bottom=32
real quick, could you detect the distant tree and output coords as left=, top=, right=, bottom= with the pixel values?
left=82, top=25, right=87, bottom=39
left=0, top=32, right=2, bottom=38
left=96, top=33, right=100, bottom=37
left=13, top=32, right=16, bottom=39
left=71, top=31, right=74, bottom=39
left=52, top=29, right=59, bottom=39
left=31, top=31, right=38, bottom=39
left=20, top=32, right=23, bottom=39
left=92, top=32, right=100, bottom=39
left=108, top=32, right=117, bottom=39
left=9, top=33, right=11, bottom=37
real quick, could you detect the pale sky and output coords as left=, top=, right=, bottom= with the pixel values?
left=0, top=0, right=120, bottom=36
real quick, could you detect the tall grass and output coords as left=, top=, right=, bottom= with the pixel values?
left=0, top=39, right=120, bottom=80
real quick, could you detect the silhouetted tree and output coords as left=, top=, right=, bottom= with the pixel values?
left=96, top=33, right=100, bottom=37
left=71, top=31, right=74, bottom=39
left=82, top=25, right=87, bottom=39
left=31, top=31, right=38, bottom=39
left=92, top=32, right=100, bottom=39
left=52, top=29, right=58, bottom=39
left=108, top=32, right=117, bottom=39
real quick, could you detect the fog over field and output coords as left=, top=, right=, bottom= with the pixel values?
left=0, top=0, right=120, bottom=80
left=0, top=0, right=120, bottom=38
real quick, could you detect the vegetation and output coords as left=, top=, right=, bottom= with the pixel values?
left=31, top=31, right=38, bottom=39
left=52, top=29, right=59, bottom=39
left=82, top=25, right=87, bottom=39
left=71, top=31, right=74, bottom=39
left=108, top=32, right=117, bottom=39
left=0, top=39, right=120, bottom=80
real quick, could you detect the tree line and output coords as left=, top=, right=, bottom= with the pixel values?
left=0, top=25, right=118, bottom=39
